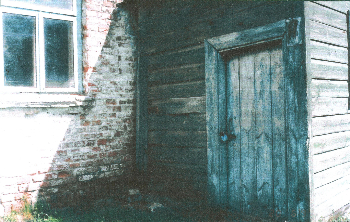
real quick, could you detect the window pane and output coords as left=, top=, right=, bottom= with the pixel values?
left=2, top=0, right=73, bottom=11
left=44, top=18, right=74, bottom=88
left=3, top=13, right=36, bottom=87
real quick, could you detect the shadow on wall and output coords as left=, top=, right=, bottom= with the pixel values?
left=0, top=2, right=138, bottom=214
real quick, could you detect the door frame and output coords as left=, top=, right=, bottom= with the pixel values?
left=205, top=18, right=309, bottom=221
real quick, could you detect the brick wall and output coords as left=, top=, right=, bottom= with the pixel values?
left=0, top=0, right=137, bottom=214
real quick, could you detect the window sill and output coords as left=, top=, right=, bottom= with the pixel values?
left=0, top=93, right=94, bottom=108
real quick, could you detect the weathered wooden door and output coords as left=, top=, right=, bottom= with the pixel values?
left=206, top=18, right=309, bottom=221
left=225, top=44, right=285, bottom=219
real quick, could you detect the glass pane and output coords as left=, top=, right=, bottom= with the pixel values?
left=2, top=0, right=73, bottom=11
left=44, top=18, right=74, bottom=88
left=3, top=13, right=36, bottom=87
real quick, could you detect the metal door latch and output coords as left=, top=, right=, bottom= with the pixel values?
left=220, top=132, right=236, bottom=142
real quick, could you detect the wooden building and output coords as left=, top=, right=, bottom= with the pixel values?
left=132, top=1, right=350, bottom=221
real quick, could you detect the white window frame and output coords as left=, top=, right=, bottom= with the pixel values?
left=1, top=0, right=77, bottom=16
left=0, top=1, right=79, bottom=93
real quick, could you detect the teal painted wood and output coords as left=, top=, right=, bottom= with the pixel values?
left=254, top=49, right=273, bottom=219
left=227, top=56, right=241, bottom=212
left=270, top=47, right=288, bottom=220
left=283, top=18, right=309, bottom=221
left=205, top=40, right=225, bottom=206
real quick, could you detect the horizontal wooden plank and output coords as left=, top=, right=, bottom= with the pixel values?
left=310, top=79, right=348, bottom=98
left=148, top=162, right=207, bottom=181
left=148, top=46, right=204, bottom=72
left=141, top=2, right=300, bottom=54
left=312, top=131, right=350, bottom=154
left=148, top=63, right=205, bottom=85
left=312, top=114, right=350, bottom=136
left=309, top=41, right=348, bottom=64
left=148, top=80, right=205, bottom=100
left=313, top=1, right=350, bottom=14
left=149, top=97, right=205, bottom=115
left=309, top=59, right=348, bottom=80
left=314, top=174, right=350, bottom=207
left=148, top=113, right=206, bottom=131
left=149, top=130, right=207, bottom=147
left=208, top=19, right=286, bottom=51
left=314, top=162, right=350, bottom=188
left=313, top=146, right=350, bottom=173
left=311, top=97, right=348, bottom=117
left=308, top=20, right=347, bottom=47
left=315, top=187, right=350, bottom=220
left=306, top=2, right=347, bottom=30
left=148, top=146, right=206, bottom=165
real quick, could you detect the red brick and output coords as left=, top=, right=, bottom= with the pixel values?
left=92, top=120, right=102, bottom=125
left=92, top=147, right=101, bottom=152
left=69, top=163, right=80, bottom=168
left=97, top=139, right=107, bottom=145
left=106, top=99, right=117, bottom=105
left=57, top=171, right=70, bottom=179
left=82, top=121, right=90, bottom=126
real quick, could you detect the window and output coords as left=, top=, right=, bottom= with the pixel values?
left=0, top=0, right=80, bottom=92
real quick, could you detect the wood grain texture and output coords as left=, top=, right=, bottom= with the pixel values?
left=270, top=47, right=287, bottom=220
left=148, top=130, right=206, bottom=148
left=148, top=80, right=205, bottom=100
left=311, top=97, right=348, bottom=117
left=239, top=51, right=256, bottom=215
left=149, top=97, right=205, bottom=115
left=148, top=114, right=206, bottom=131
left=306, top=2, right=347, bottom=30
left=309, top=59, right=348, bottom=80
left=313, top=146, right=350, bottom=173
left=310, top=79, right=348, bottom=98
left=308, top=19, right=347, bottom=47
left=309, top=40, right=348, bottom=64
left=314, top=161, right=350, bottom=188
left=227, top=56, right=241, bottom=211
left=255, top=50, right=273, bottom=218
left=312, top=131, right=350, bottom=154
left=313, top=1, right=350, bottom=14
left=312, top=114, right=350, bottom=136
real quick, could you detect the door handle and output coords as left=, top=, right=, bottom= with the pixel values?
left=219, top=132, right=236, bottom=142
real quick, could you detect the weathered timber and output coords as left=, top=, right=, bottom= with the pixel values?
left=141, top=2, right=300, bottom=54
left=271, top=47, right=287, bottom=220
left=148, top=45, right=204, bottom=72
left=239, top=50, right=256, bottom=216
left=309, top=41, right=348, bottom=64
left=227, top=56, right=241, bottom=211
left=148, top=97, right=205, bottom=115
left=312, top=131, right=350, bottom=154
left=313, top=146, right=350, bottom=173
left=310, top=79, right=348, bottom=98
left=308, top=20, right=347, bottom=47
left=208, top=20, right=285, bottom=52
left=314, top=161, right=350, bottom=188
left=148, top=63, right=204, bottom=86
left=148, top=130, right=206, bottom=148
left=148, top=80, right=205, bottom=100
left=314, top=175, right=350, bottom=207
left=148, top=146, right=206, bottom=166
left=306, top=2, right=347, bottom=30
left=255, top=49, right=273, bottom=218
left=312, top=114, right=350, bottom=136
left=148, top=113, right=206, bottom=131
left=313, top=1, right=350, bottom=14
left=311, top=97, right=348, bottom=117
left=309, top=59, right=348, bottom=80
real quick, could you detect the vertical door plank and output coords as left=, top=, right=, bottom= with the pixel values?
left=227, top=57, right=241, bottom=211
left=205, top=41, right=221, bottom=205
left=254, top=49, right=273, bottom=218
left=240, top=52, right=256, bottom=215
left=271, top=47, right=287, bottom=220
left=217, top=51, right=228, bottom=205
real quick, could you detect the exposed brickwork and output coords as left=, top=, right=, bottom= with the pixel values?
left=0, top=0, right=137, bottom=214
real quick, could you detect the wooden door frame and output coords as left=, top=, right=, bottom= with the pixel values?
left=205, top=18, right=309, bottom=221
